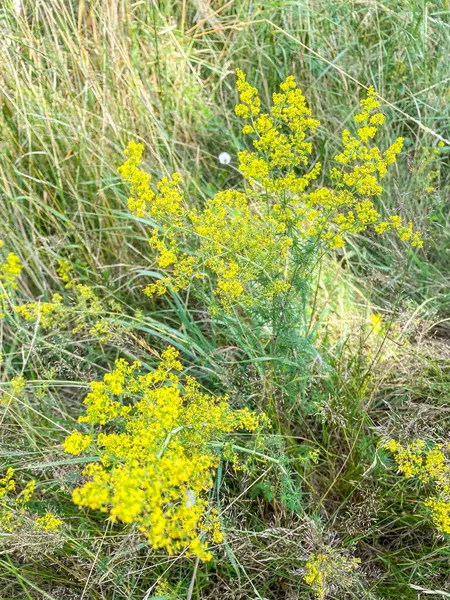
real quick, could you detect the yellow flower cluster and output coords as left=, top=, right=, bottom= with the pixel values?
left=303, top=550, right=360, bottom=599
left=236, top=71, right=321, bottom=193
left=10, top=375, right=26, bottom=396
left=235, top=75, right=422, bottom=250
left=0, top=469, right=36, bottom=511
left=118, top=144, right=294, bottom=312
left=235, top=68, right=261, bottom=119
left=191, top=190, right=292, bottom=310
left=0, top=469, right=16, bottom=496
left=35, top=512, right=63, bottom=532
left=0, top=469, right=18, bottom=532
left=14, top=279, right=129, bottom=342
left=0, top=241, right=22, bottom=291
left=14, top=293, right=65, bottom=329
left=57, top=258, right=73, bottom=288
left=63, top=430, right=93, bottom=454
left=240, top=77, right=422, bottom=248
left=118, top=73, right=423, bottom=314
left=117, top=141, right=154, bottom=219
left=423, top=498, right=450, bottom=535
left=0, top=469, right=60, bottom=534
left=118, top=141, right=185, bottom=222
left=385, top=439, right=450, bottom=534
left=64, top=347, right=265, bottom=560
left=369, top=313, right=383, bottom=334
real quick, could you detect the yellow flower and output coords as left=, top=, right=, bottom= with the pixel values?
left=308, top=449, right=320, bottom=464
left=0, top=470, right=38, bottom=533
left=304, top=551, right=360, bottom=599
left=57, top=258, right=73, bottom=288
left=118, top=142, right=185, bottom=223
left=386, top=438, right=450, bottom=535
left=36, top=513, right=63, bottom=533
left=10, top=375, right=26, bottom=396
left=64, top=431, right=93, bottom=455
left=14, top=293, right=65, bottom=329
left=235, top=68, right=260, bottom=117
left=64, top=348, right=265, bottom=560
left=117, top=75, right=423, bottom=315
left=0, top=468, right=15, bottom=498
left=0, top=246, right=23, bottom=289
left=16, top=480, right=35, bottom=504
left=424, top=498, right=450, bottom=534
left=369, top=313, right=383, bottom=333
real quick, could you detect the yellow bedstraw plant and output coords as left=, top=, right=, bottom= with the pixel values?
left=303, top=550, right=361, bottom=600
left=0, top=242, right=23, bottom=319
left=0, top=241, right=22, bottom=295
left=14, top=264, right=133, bottom=342
left=118, top=71, right=422, bottom=316
left=385, top=439, right=450, bottom=535
left=0, top=468, right=62, bottom=534
left=64, top=347, right=266, bottom=561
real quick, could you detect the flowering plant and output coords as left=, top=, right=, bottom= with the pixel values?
left=118, top=72, right=421, bottom=319
left=65, top=347, right=266, bottom=560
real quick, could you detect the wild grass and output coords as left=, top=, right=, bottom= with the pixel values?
left=0, top=0, right=449, bottom=598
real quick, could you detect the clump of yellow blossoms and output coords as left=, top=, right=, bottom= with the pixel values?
left=118, top=142, right=292, bottom=312
left=36, top=512, right=63, bottom=533
left=369, top=312, right=383, bottom=334
left=0, top=468, right=61, bottom=534
left=0, top=241, right=22, bottom=294
left=64, top=347, right=266, bottom=560
left=303, top=549, right=360, bottom=599
left=56, top=258, right=73, bottom=288
left=0, top=469, right=17, bottom=532
left=118, top=72, right=422, bottom=314
left=14, top=269, right=130, bottom=342
left=14, top=293, right=66, bottom=329
left=385, top=439, right=450, bottom=534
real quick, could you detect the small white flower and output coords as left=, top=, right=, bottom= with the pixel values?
left=218, top=152, right=231, bottom=165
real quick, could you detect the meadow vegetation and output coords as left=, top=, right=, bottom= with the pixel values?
left=0, top=1, right=449, bottom=598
